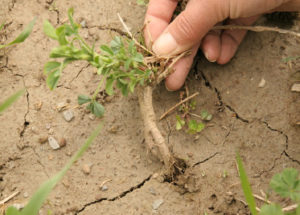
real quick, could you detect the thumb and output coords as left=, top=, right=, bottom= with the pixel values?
left=152, top=0, right=221, bottom=56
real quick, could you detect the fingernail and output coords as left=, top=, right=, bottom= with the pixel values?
left=204, top=51, right=216, bottom=63
left=153, top=32, right=178, bottom=56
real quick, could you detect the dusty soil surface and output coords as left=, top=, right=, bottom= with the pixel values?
left=0, top=0, right=299, bottom=214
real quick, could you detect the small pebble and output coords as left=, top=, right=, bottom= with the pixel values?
left=89, top=114, right=96, bottom=121
left=108, top=125, right=119, bottom=133
left=101, top=185, right=108, bottom=191
left=38, top=136, right=48, bottom=144
left=82, top=164, right=91, bottom=175
left=258, top=78, right=266, bottom=88
left=48, top=136, right=60, bottom=150
left=48, top=128, right=54, bottom=135
left=291, top=83, right=300, bottom=92
left=23, top=192, right=29, bottom=198
left=63, top=110, right=74, bottom=122
left=152, top=199, right=164, bottom=210
left=80, top=20, right=86, bottom=28
left=59, top=138, right=67, bottom=148
left=56, top=102, right=67, bottom=112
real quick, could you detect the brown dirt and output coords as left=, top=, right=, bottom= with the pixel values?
left=0, top=0, right=299, bottom=214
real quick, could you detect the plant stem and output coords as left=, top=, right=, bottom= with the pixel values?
left=92, top=75, right=106, bottom=100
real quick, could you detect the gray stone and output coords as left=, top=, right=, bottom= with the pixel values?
left=152, top=199, right=164, bottom=210
left=101, top=185, right=108, bottom=191
left=48, top=136, right=60, bottom=150
left=63, top=110, right=74, bottom=122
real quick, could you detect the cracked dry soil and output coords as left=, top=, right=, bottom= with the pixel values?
left=0, top=0, right=300, bottom=214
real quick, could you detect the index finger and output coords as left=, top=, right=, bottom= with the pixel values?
left=144, top=0, right=178, bottom=47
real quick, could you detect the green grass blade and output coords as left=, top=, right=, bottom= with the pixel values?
left=1, top=18, right=36, bottom=49
left=15, top=122, right=103, bottom=215
left=236, top=152, right=258, bottom=215
left=0, top=23, right=4, bottom=31
left=0, top=89, right=25, bottom=114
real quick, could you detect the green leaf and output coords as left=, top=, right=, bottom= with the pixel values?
left=50, top=46, right=91, bottom=60
left=100, top=45, right=114, bottom=56
left=13, top=122, right=103, bottom=215
left=110, top=36, right=122, bottom=53
left=46, top=69, right=61, bottom=90
left=133, top=53, right=144, bottom=63
left=5, top=206, right=21, bottom=215
left=105, top=78, right=114, bottom=96
left=201, top=110, right=213, bottom=121
left=87, top=101, right=105, bottom=117
left=67, top=7, right=78, bottom=32
left=0, top=89, right=25, bottom=114
left=188, top=120, right=205, bottom=134
left=55, top=26, right=68, bottom=45
left=78, top=95, right=91, bottom=105
left=236, top=153, right=258, bottom=215
left=176, top=115, right=185, bottom=130
left=260, top=204, right=283, bottom=215
left=44, top=61, right=61, bottom=75
left=0, top=18, right=36, bottom=49
left=270, top=168, right=300, bottom=202
left=43, top=20, right=58, bottom=40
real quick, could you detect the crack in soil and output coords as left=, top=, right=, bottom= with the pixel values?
left=69, top=63, right=90, bottom=85
left=30, top=146, right=50, bottom=178
left=75, top=175, right=152, bottom=214
left=88, top=25, right=128, bottom=37
left=195, top=58, right=296, bottom=176
left=283, top=151, right=300, bottom=165
left=17, top=75, right=30, bottom=137
left=192, top=152, right=220, bottom=167
left=9, top=0, right=16, bottom=11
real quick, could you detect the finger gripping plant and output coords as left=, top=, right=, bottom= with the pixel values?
left=44, top=8, right=187, bottom=177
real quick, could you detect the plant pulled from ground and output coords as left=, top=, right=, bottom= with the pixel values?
left=44, top=8, right=189, bottom=177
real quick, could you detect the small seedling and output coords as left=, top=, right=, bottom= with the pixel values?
left=175, top=97, right=211, bottom=134
left=0, top=18, right=35, bottom=49
left=236, top=153, right=300, bottom=215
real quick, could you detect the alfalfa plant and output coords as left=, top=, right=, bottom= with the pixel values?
left=236, top=153, right=300, bottom=215
left=43, top=8, right=189, bottom=177
left=0, top=19, right=35, bottom=49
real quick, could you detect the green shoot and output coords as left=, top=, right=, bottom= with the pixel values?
left=175, top=115, right=185, bottom=130
left=282, top=56, right=300, bottom=63
left=0, top=89, right=25, bottom=114
left=0, top=23, right=4, bottom=31
left=0, top=18, right=36, bottom=49
left=236, top=152, right=258, bottom=215
left=201, top=110, right=213, bottom=121
left=5, top=122, right=103, bottom=215
left=44, top=8, right=152, bottom=117
left=188, top=120, right=205, bottom=134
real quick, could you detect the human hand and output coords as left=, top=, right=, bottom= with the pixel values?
left=144, top=0, right=300, bottom=91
